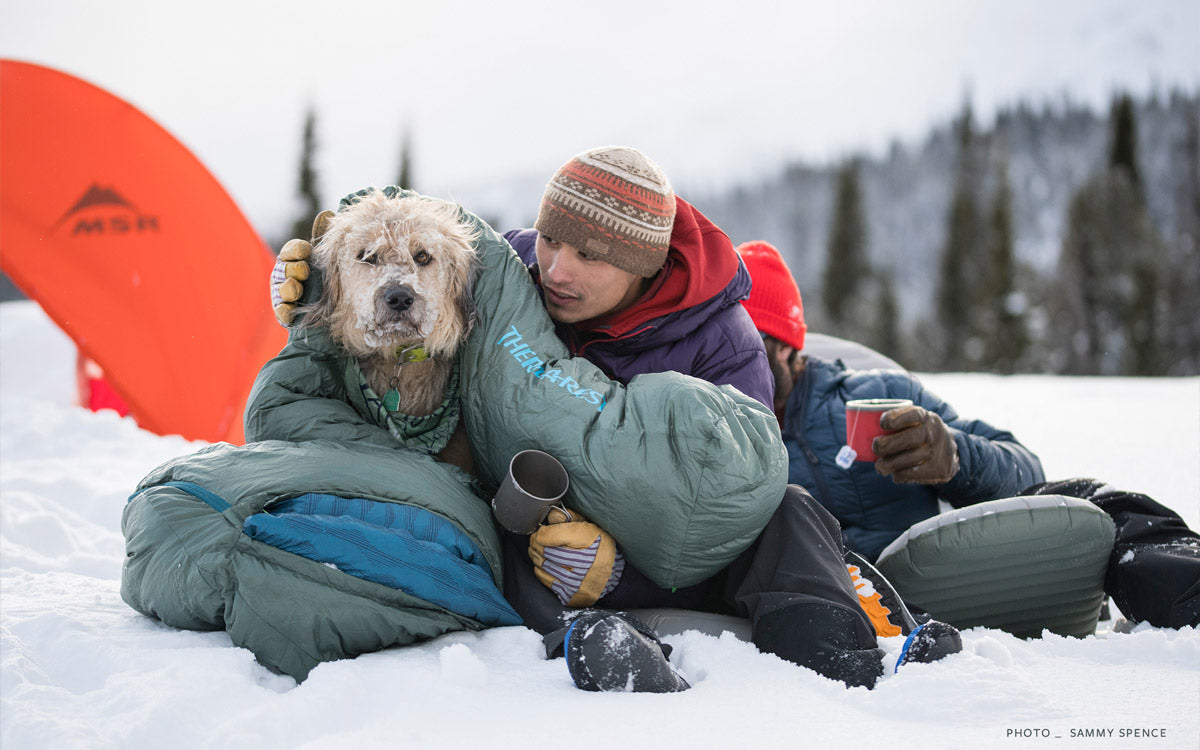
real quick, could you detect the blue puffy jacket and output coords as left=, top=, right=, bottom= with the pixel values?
left=782, top=355, right=1045, bottom=561
left=503, top=196, right=773, bottom=409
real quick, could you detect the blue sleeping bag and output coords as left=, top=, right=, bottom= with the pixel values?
left=244, top=493, right=519, bottom=626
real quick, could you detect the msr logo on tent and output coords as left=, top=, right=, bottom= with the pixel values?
left=53, top=184, right=160, bottom=236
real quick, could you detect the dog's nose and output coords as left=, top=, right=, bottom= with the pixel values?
left=384, top=285, right=416, bottom=312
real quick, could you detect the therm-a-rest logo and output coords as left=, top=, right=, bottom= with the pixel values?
left=53, top=184, right=160, bottom=236
left=497, top=324, right=607, bottom=412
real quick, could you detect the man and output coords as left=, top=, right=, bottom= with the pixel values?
left=271, top=147, right=961, bottom=691
left=736, top=239, right=1200, bottom=630
left=734, top=240, right=1043, bottom=561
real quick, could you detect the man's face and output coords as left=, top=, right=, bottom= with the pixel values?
left=535, top=234, right=648, bottom=324
left=762, top=335, right=802, bottom=414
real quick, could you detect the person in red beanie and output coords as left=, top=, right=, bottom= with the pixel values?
left=737, top=240, right=1038, bottom=557
left=736, top=241, right=1200, bottom=632
left=734, top=241, right=807, bottom=419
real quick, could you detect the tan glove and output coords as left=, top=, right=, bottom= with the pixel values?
left=529, top=507, right=624, bottom=607
left=873, top=404, right=960, bottom=484
left=271, top=210, right=333, bottom=326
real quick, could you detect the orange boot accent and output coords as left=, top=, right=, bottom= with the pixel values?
left=848, top=564, right=903, bottom=637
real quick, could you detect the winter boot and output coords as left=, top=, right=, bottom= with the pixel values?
left=895, top=620, right=963, bottom=672
left=1024, top=478, right=1200, bottom=628
left=563, top=610, right=690, bottom=693
left=754, top=602, right=886, bottom=688
left=845, top=550, right=924, bottom=637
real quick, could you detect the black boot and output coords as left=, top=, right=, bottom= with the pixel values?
left=563, top=611, right=690, bottom=693
left=754, top=603, right=886, bottom=689
left=895, top=620, right=963, bottom=672
left=1024, top=478, right=1200, bottom=628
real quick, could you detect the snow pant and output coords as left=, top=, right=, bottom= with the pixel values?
left=502, top=484, right=886, bottom=688
left=1020, top=478, right=1200, bottom=629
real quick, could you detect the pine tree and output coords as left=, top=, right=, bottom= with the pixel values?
left=1107, top=93, right=1165, bottom=375
left=870, top=272, right=905, bottom=366
left=396, top=129, right=414, bottom=191
left=1109, top=93, right=1141, bottom=192
left=1054, top=93, right=1166, bottom=375
left=821, top=158, right=870, bottom=336
left=1056, top=183, right=1107, bottom=373
left=935, top=102, right=986, bottom=370
left=979, top=159, right=1028, bottom=372
left=1164, top=92, right=1200, bottom=374
left=288, top=107, right=323, bottom=243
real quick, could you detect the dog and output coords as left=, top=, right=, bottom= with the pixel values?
left=300, top=190, right=480, bottom=473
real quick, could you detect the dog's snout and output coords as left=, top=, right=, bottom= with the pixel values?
left=384, top=285, right=416, bottom=312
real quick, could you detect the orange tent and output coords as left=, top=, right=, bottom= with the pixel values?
left=1, top=59, right=286, bottom=443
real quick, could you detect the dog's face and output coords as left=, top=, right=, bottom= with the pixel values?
left=305, top=192, right=479, bottom=360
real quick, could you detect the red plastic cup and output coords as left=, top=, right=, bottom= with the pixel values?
left=844, top=398, right=913, bottom=462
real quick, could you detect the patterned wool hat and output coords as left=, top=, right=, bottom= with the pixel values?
left=736, top=241, right=807, bottom=351
left=535, top=146, right=676, bottom=277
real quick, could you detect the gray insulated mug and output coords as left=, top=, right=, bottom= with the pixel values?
left=491, top=450, right=570, bottom=534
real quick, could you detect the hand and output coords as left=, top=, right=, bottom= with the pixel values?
left=271, top=210, right=333, bottom=326
left=873, top=404, right=959, bottom=484
left=528, top=507, right=624, bottom=607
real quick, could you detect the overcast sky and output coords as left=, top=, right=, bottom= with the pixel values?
left=3, top=0, right=1198, bottom=235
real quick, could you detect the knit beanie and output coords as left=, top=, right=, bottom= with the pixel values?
left=535, top=146, right=676, bottom=277
left=736, top=241, right=807, bottom=351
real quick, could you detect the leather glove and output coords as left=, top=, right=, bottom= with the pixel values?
left=873, top=404, right=960, bottom=484
left=529, top=507, right=625, bottom=607
left=271, top=210, right=333, bottom=326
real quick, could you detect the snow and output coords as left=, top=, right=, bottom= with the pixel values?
left=2, top=300, right=1198, bottom=749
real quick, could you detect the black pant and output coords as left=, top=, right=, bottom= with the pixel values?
left=502, top=484, right=885, bottom=687
left=1021, top=478, right=1200, bottom=628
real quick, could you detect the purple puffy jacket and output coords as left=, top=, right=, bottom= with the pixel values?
left=504, top=196, right=773, bottom=409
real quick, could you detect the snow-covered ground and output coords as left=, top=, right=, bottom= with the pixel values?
left=2, top=300, right=1197, bottom=749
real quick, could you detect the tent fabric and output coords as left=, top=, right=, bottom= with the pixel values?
left=76, top=353, right=131, bottom=415
left=0, top=59, right=285, bottom=443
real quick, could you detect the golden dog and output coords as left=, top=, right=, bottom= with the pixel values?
left=301, top=190, right=479, bottom=472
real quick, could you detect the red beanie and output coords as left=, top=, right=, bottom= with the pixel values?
left=736, top=241, right=807, bottom=351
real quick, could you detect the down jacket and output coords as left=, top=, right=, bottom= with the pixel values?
left=502, top=195, right=773, bottom=409
left=119, top=189, right=787, bottom=678
left=782, top=355, right=1045, bottom=561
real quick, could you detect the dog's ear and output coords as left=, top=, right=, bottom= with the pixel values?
left=453, top=223, right=483, bottom=345
left=423, top=240, right=480, bottom=358
left=459, top=260, right=480, bottom=339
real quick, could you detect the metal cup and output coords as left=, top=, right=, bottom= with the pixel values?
left=491, top=449, right=570, bottom=534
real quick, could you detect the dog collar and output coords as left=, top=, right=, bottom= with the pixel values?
left=393, top=343, right=429, bottom=364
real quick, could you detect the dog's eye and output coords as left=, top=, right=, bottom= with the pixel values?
left=413, top=249, right=432, bottom=266
left=356, top=248, right=377, bottom=265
